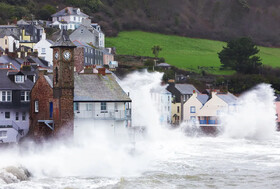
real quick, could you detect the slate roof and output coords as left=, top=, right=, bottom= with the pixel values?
left=196, top=94, right=209, bottom=105
left=51, top=7, right=88, bottom=18
left=52, top=30, right=76, bottom=48
left=175, top=84, right=199, bottom=94
left=0, top=56, right=21, bottom=70
left=0, top=30, right=19, bottom=40
left=74, top=73, right=131, bottom=102
left=276, top=94, right=280, bottom=101
left=217, top=93, right=238, bottom=104
left=0, top=69, right=34, bottom=90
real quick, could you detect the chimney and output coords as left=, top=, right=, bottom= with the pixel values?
left=7, top=52, right=18, bottom=58
left=98, top=68, right=106, bottom=76
left=21, top=61, right=31, bottom=71
left=84, top=65, right=93, bottom=74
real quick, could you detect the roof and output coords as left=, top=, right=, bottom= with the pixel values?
left=52, top=30, right=76, bottom=48
left=0, top=56, right=21, bottom=70
left=196, top=94, right=209, bottom=105
left=0, top=69, right=34, bottom=90
left=156, top=63, right=171, bottom=67
left=0, top=30, right=19, bottom=40
left=74, top=73, right=131, bottom=102
left=276, top=95, right=280, bottom=101
left=175, top=84, right=199, bottom=95
left=17, top=19, right=29, bottom=25
left=46, top=39, right=54, bottom=44
left=51, top=7, right=89, bottom=18
left=217, top=93, right=238, bottom=104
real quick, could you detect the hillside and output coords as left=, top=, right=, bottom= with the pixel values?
left=106, top=31, right=280, bottom=75
left=1, top=0, right=280, bottom=46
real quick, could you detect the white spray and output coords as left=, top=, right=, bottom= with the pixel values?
left=221, top=83, right=277, bottom=140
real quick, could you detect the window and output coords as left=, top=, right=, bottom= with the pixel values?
left=42, top=48, right=46, bottom=54
left=21, top=91, right=30, bottom=102
left=15, top=112, right=19, bottom=121
left=86, top=104, right=93, bottom=111
left=168, top=96, right=170, bottom=102
left=74, top=16, right=76, bottom=21
left=22, top=112, right=26, bottom=121
left=74, top=102, right=79, bottom=111
left=35, top=101, right=39, bottom=113
left=190, top=106, right=196, bottom=113
left=5, top=112, right=10, bottom=119
left=5, top=39, right=7, bottom=45
left=1, top=91, right=12, bottom=102
left=177, top=106, right=180, bottom=113
left=101, top=102, right=107, bottom=111
left=0, top=131, right=7, bottom=138
left=15, top=75, right=24, bottom=83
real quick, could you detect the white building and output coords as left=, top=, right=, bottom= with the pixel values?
left=0, top=32, right=20, bottom=53
left=183, top=91, right=209, bottom=125
left=34, top=33, right=54, bottom=66
left=51, top=7, right=89, bottom=30
left=73, top=71, right=132, bottom=136
left=151, top=87, right=172, bottom=124
left=197, top=91, right=238, bottom=127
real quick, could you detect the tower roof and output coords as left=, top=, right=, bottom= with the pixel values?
left=51, top=30, right=76, bottom=48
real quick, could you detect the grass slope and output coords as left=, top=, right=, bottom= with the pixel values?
left=106, top=31, right=280, bottom=75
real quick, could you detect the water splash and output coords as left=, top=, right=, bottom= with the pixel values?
left=221, top=83, right=277, bottom=140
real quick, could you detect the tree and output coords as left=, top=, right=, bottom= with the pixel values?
left=218, top=37, right=262, bottom=74
left=151, top=45, right=162, bottom=58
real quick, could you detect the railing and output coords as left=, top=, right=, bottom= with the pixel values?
left=199, top=120, right=220, bottom=125
left=75, top=109, right=131, bottom=121
left=0, top=120, right=24, bottom=135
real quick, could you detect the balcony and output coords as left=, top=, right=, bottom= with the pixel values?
left=199, top=120, right=221, bottom=127
left=0, top=120, right=24, bottom=136
left=75, top=109, right=131, bottom=121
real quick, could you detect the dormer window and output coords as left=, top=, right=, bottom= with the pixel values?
left=15, top=75, right=24, bottom=83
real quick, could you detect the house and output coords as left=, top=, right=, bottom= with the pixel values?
left=150, top=87, right=172, bottom=124
left=183, top=91, right=209, bottom=124
left=72, top=40, right=103, bottom=73
left=197, top=91, right=238, bottom=132
left=102, top=48, right=114, bottom=66
left=167, top=83, right=200, bottom=124
left=28, top=30, right=131, bottom=140
left=74, top=68, right=132, bottom=136
left=70, top=25, right=99, bottom=47
left=156, top=63, right=172, bottom=70
left=91, top=23, right=105, bottom=48
left=51, top=7, right=89, bottom=30
left=18, top=24, right=44, bottom=48
left=34, top=32, right=54, bottom=66
left=0, top=67, right=36, bottom=143
left=0, top=31, right=20, bottom=53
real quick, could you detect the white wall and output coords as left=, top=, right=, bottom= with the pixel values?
left=183, top=93, right=203, bottom=122
left=34, top=33, right=53, bottom=66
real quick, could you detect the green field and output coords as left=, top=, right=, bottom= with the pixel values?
left=106, top=31, right=280, bottom=75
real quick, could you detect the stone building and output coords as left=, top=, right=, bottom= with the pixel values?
left=29, top=30, right=76, bottom=140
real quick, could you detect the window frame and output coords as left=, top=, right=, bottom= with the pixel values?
left=5, top=112, right=10, bottom=119
left=1, top=91, right=12, bottom=102
left=101, top=102, right=107, bottom=112
left=35, top=100, right=39, bottom=113
left=190, top=106, right=196, bottom=113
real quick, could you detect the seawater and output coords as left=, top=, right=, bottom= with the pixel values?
left=0, top=71, right=279, bottom=189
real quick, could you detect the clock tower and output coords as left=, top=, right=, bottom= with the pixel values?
left=51, top=30, right=76, bottom=137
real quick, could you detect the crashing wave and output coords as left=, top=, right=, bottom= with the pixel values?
left=0, top=166, right=31, bottom=184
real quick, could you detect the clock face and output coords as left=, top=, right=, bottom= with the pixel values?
left=63, top=50, right=71, bottom=61
left=54, top=52, right=59, bottom=60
